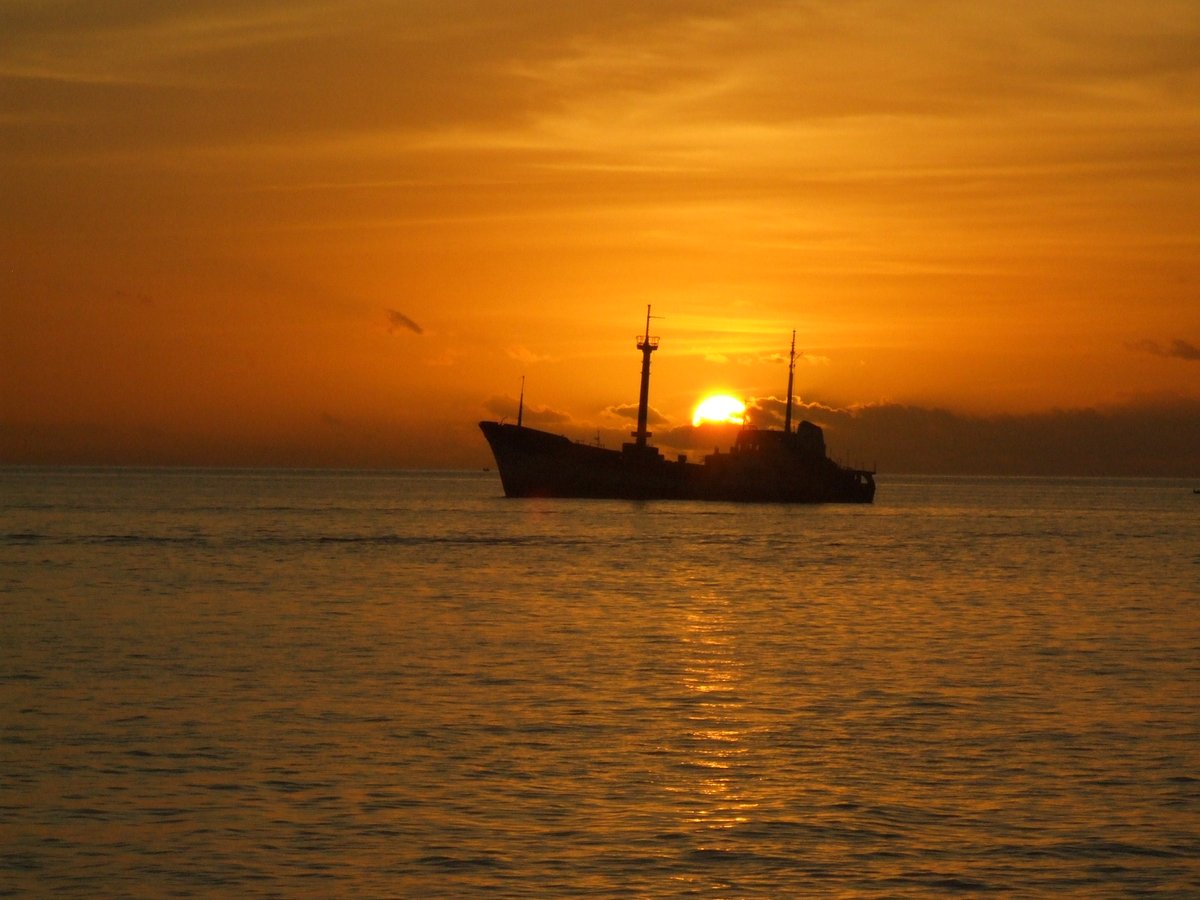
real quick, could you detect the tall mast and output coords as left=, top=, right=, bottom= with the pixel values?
left=517, top=375, right=525, bottom=428
left=784, top=330, right=796, bottom=434
left=633, top=305, right=659, bottom=448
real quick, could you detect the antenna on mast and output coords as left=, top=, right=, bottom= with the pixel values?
left=784, top=330, right=796, bottom=435
left=517, top=375, right=525, bottom=429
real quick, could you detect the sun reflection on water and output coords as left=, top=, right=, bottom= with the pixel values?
left=672, top=602, right=761, bottom=838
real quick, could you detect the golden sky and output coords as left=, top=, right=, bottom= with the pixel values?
left=2, top=1, right=1198, bottom=472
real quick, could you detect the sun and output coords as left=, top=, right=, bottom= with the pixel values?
left=692, top=394, right=746, bottom=427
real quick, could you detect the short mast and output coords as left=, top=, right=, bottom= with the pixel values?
left=784, top=330, right=796, bottom=434
left=633, top=305, right=659, bottom=448
left=517, top=375, right=525, bottom=428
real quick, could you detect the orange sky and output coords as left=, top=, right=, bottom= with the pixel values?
left=2, top=1, right=1198, bottom=472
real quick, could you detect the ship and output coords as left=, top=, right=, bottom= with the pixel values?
left=479, top=308, right=875, bottom=503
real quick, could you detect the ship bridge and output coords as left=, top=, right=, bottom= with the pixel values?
left=733, top=421, right=827, bottom=458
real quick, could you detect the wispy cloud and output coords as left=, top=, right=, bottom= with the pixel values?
left=650, top=395, right=1200, bottom=476
left=1129, top=338, right=1200, bottom=362
left=483, top=395, right=569, bottom=426
left=386, top=309, right=423, bottom=335
left=506, top=345, right=552, bottom=365
left=605, top=403, right=667, bottom=425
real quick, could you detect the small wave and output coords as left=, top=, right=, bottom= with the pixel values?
left=6, top=531, right=212, bottom=547
left=60, top=807, right=110, bottom=821
left=2, top=532, right=46, bottom=544
left=309, top=534, right=591, bottom=547
left=1035, top=838, right=1183, bottom=860
left=8, top=530, right=592, bottom=550
left=84, top=534, right=211, bottom=546
left=905, top=696, right=961, bottom=710
left=417, top=854, right=510, bottom=871
left=685, top=847, right=800, bottom=870
left=886, top=871, right=1004, bottom=892
left=264, top=779, right=337, bottom=793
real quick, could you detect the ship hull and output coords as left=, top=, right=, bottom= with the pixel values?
left=479, top=421, right=874, bottom=503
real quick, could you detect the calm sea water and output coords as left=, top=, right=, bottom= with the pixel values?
left=2, top=468, right=1198, bottom=897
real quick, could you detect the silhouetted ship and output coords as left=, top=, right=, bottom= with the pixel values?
left=479, top=308, right=875, bottom=503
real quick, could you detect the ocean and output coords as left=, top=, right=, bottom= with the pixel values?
left=2, top=468, right=1198, bottom=896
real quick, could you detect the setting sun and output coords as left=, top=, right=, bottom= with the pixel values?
left=0, top=3, right=1196, bottom=474
left=692, top=394, right=746, bottom=427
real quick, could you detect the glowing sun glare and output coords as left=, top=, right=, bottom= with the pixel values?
left=692, top=394, right=746, bottom=427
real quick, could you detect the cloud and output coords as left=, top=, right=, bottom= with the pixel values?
left=1129, top=338, right=1200, bottom=362
left=507, top=345, right=552, bottom=365
left=424, top=349, right=459, bottom=367
left=605, top=403, right=667, bottom=425
left=741, top=395, right=840, bottom=430
left=483, top=395, right=570, bottom=427
left=109, top=288, right=153, bottom=306
left=386, top=309, right=423, bottom=335
left=808, top=397, right=1200, bottom=476
left=1171, top=340, right=1200, bottom=361
left=644, top=395, right=1200, bottom=476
